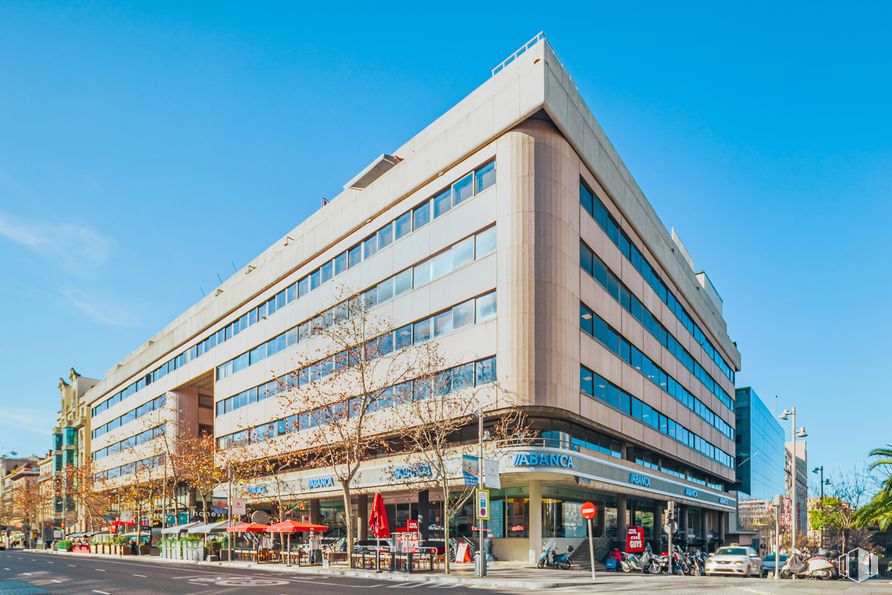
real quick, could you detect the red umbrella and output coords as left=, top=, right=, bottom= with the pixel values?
left=226, top=522, right=269, bottom=533
left=266, top=520, right=329, bottom=533
left=369, top=493, right=390, bottom=538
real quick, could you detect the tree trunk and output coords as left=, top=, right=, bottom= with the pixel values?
left=135, top=503, right=142, bottom=556
left=443, top=496, right=451, bottom=574
left=342, top=485, right=354, bottom=564
left=202, top=492, right=209, bottom=523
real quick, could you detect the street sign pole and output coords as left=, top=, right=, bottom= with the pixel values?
left=587, top=517, right=596, bottom=581
left=667, top=501, right=674, bottom=575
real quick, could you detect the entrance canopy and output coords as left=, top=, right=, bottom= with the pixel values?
left=187, top=520, right=228, bottom=534
left=266, top=520, right=329, bottom=533
left=161, top=521, right=201, bottom=535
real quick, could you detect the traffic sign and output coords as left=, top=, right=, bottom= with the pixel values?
left=476, top=489, right=490, bottom=520
left=580, top=501, right=598, bottom=520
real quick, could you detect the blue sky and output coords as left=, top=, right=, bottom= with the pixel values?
left=0, top=2, right=889, bottom=487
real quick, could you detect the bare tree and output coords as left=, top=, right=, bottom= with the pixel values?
left=276, top=286, right=424, bottom=555
left=176, top=434, right=226, bottom=523
left=392, top=342, right=534, bottom=573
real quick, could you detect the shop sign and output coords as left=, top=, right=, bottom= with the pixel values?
left=626, top=526, right=645, bottom=553
left=462, top=455, right=478, bottom=487
left=684, top=488, right=699, bottom=498
left=307, top=476, right=335, bottom=490
left=246, top=485, right=268, bottom=495
left=476, top=489, right=490, bottom=520
left=392, top=463, right=433, bottom=480
left=628, top=473, right=651, bottom=487
left=231, top=498, right=247, bottom=515
left=513, top=452, right=574, bottom=468
left=719, top=497, right=730, bottom=505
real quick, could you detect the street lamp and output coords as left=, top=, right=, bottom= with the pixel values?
left=778, top=407, right=807, bottom=555
left=811, top=466, right=831, bottom=549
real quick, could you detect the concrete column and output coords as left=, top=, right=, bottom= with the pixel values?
left=653, top=500, right=665, bottom=550
left=616, top=495, right=628, bottom=540
left=357, top=494, right=369, bottom=541
left=310, top=499, right=321, bottom=524
left=528, top=480, right=543, bottom=563
left=417, top=490, right=430, bottom=541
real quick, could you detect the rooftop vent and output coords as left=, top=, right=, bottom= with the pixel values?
left=344, top=154, right=402, bottom=191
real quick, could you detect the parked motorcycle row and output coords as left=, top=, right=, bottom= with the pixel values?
left=620, top=543, right=706, bottom=575
left=780, top=548, right=840, bottom=580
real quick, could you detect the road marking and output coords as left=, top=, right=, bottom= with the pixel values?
left=46, top=561, right=53, bottom=564
left=133, top=573, right=147, bottom=577
left=95, top=568, right=106, bottom=571
left=22, top=572, right=32, bottom=576
left=3, top=568, right=9, bottom=571
left=390, top=584, right=426, bottom=589
left=51, top=579, right=61, bottom=583
left=93, top=591, right=111, bottom=594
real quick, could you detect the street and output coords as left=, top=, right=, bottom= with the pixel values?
left=0, top=551, right=489, bottom=594
left=1, top=551, right=891, bottom=594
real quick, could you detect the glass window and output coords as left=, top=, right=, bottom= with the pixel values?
left=430, top=250, right=452, bottom=279
left=310, top=269, right=321, bottom=290
left=433, top=310, right=453, bottom=337
left=453, top=363, right=475, bottom=391
left=377, top=277, right=394, bottom=303
left=452, top=236, right=474, bottom=268
left=476, top=292, right=497, bottom=321
left=414, top=259, right=432, bottom=286
left=475, top=161, right=496, bottom=193
left=320, top=260, right=333, bottom=284
left=452, top=300, right=475, bottom=329
left=475, top=357, right=496, bottom=385
left=334, top=251, right=348, bottom=275
left=395, top=211, right=412, bottom=240
left=377, top=223, right=394, bottom=249
left=580, top=367, right=593, bottom=396
left=452, top=173, right=473, bottom=205
left=413, top=318, right=431, bottom=344
left=362, top=234, right=378, bottom=259
left=394, top=269, right=413, bottom=295
left=413, top=201, right=431, bottom=229
left=433, top=189, right=452, bottom=218
left=348, top=243, right=362, bottom=268
left=475, top=226, right=496, bottom=257
left=395, top=325, right=412, bottom=350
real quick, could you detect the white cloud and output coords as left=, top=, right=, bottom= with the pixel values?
left=0, top=210, right=111, bottom=277
left=61, top=288, right=140, bottom=328
left=0, top=408, right=52, bottom=438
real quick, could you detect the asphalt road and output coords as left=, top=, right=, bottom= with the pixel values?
left=0, top=550, right=490, bottom=595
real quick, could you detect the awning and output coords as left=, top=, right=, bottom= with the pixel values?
left=161, top=521, right=201, bottom=535
left=187, top=521, right=228, bottom=534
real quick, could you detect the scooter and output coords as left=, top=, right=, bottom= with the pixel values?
left=629, top=543, right=660, bottom=574
left=687, top=549, right=706, bottom=576
left=780, top=549, right=839, bottom=579
left=537, top=539, right=574, bottom=570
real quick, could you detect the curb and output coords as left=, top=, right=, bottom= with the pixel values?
left=37, top=549, right=582, bottom=590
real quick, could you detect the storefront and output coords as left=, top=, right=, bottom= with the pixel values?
left=229, top=445, right=734, bottom=562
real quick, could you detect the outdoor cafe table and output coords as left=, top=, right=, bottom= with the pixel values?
left=350, top=550, right=434, bottom=573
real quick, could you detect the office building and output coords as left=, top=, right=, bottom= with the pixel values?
left=83, top=36, right=740, bottom=561
left=786, top=440, right=808, bottom=536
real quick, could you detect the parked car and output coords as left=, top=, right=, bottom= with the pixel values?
left=704, top=545, right=762, bottom=577
left=761, top=552, right=788, bottom=577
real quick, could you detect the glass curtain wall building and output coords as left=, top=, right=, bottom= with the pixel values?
left=81, top=37, right=741, bottom=562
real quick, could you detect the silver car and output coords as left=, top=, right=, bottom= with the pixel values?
left=704, top=546, right=762, bottom=577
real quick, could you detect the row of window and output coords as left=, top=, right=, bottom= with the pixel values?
left=217, top=356, right=497, bottom=450
left=92, top=394, right=167, bottom=440
left=580, top=241, right=733, bottom=412
left=92, top=425, right=165, bottom=461
left=580, top=366, right=733, bottom=469
left=216, top=290, right=498, bottom=416
left=93, top=454, right=166, bottom=482
left=580, top=302, right=733, bottom=440
left=215, top=224, right=497, bottom=381
left=91, top=160, right=497, bottom=418
left=579, top=179, right=735, bottom=384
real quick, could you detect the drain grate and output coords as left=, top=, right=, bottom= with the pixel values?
left=0, top=581, right=49, bottom=594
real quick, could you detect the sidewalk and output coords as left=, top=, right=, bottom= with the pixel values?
left=39, top=549, right=604, bottom=590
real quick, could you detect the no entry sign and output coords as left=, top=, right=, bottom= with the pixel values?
left=580, top=501, right=598, bottom=520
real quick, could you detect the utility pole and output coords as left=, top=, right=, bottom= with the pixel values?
left=227, top=459, right=233, bottom=563
left=812, top=465, right=825, bottom=549
left=666, top=501, right=675, bottom=574
left=772, top=495, right=781, bottom=580
left=779, top=406, right=806, bottom=559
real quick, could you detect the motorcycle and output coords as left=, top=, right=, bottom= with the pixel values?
left=537, top=539, right=574, bottom=570
left=687, top=549, right=706, bottom=576
left=781, top=549, right=838, bottom=580
left=621, top=543, right=660, bottom=574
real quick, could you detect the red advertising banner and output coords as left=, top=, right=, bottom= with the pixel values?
left=626, top=526, right=645, bottom=553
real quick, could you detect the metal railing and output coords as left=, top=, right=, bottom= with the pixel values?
left=491, top=32, right=545, bottom=77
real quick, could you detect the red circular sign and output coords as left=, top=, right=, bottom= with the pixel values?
left=580, top=501, right=598, bottom=520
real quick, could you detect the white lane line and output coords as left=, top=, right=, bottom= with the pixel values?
left=132, top=573, right=147, bottom=577
left=68, top=564, right=76, bottom=567
left=93, top=591, right=111, bottom=594
left=3, top=568, right=9, bottom=571
left=50, top=579, right=62, bottom=583
left=21, top=572, right=32, bottom=576
left=46, top=561, right=53, bottom=564
left=95, top=568, right=106, bottom=571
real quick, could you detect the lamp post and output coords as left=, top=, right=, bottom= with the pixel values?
left=778, top=407, right=807, bottom=555
left=811, top=466, right=831, bottom=549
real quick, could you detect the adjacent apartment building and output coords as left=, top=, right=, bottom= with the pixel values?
left=82, top=36, right=740, bottom=562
